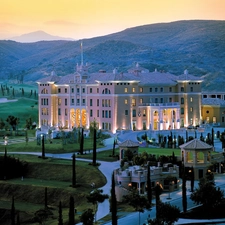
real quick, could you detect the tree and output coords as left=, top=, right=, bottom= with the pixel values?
left=156, top=202, right=180, bottom=225
left=220, top=132, right=225, bottom=149
left=16, top=213, right=20, bottom=225
left=68, top=196, right=75, bottom=225
left=153, top=183, right=163, bottom=219
left=79, top=128, right=84, bottom=155
left=41, top=135, right=45, bottom=159
left=112, top=139, right=116, bottom=156
left=58, top=201, right=63, bottom=225
left=92, top=127, right=97, bottom=165
left=190, top=180, right=224, bottom=211
left=11, top=196, right=15, bottom=225
left=111, top=173, right=117, bottom=225
left=190, top=166, right=195, bottom=192
left=80, top=208, right=94, bottom=225
left=72, top=153, right=76, bottom=187
left=6, top=115, right=20, bottom=131
left=86, top=189, right=108, bottom=223
left=182, top=166, right=187, bottom=213
left=147, top=165, right=152, bottom=206
left=45, top=187, right=48, bottom=209
left=123, top=190, right=151, bottom=225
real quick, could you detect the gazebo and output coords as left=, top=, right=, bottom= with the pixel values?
left=180, top=139, right=213, bottom=180
left=119, top=140, right=139, bottom=160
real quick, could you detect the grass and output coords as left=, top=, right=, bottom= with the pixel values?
left=0, top=154, right=106, bottom=224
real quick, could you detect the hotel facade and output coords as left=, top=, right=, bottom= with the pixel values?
left=37, top=63, right=204, bottom=133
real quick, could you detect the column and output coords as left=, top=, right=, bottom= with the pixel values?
left=159, top=109, right=163, bottom=130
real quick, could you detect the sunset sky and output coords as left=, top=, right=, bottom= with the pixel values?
left=1, top=0, right=225, bottom=40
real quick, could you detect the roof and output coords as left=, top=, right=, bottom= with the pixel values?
left=37, top=75, right=61, bottom=83
left=179, top=139, right=213, bottom=151
left=119, top=140, right=139, bottom=147
left=202, top=98, right=225, bottom=106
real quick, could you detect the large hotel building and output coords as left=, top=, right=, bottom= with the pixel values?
left=37, top=63, right=222, bottom=133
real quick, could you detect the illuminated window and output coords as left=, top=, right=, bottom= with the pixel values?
left=190, top=97, right=193, bottom=102
left=132, top=87, right=135, bottom=93
left=124, top=87, right=128, bottom=93
left=190, top=107, right=193, bottom=112
left=143, top=109, right=146, bottom=117
left=140, top=87, right=143, bottom=93
left=139, top=98, right=143, bottom=104
left=58, top=98, right=61, bottom=105
left=125, top=99, right=128, bottom=104
left=132, top=98, right=136, bottom=106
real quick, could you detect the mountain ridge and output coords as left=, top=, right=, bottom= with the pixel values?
left=0, top=20, right=225, bottom=91
left=9, top=30, right=75, bottom=43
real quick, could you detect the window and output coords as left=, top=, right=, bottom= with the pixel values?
left=102, top=99, right=104, bottom=107
left=90, top=88, right=92, bottom=93
left=181, top=87, right=184, bottom=92
left=155, top=88, right=158, bottom=92
left=124, top=87, right=128, bottom=93
left=65, top=88, right=67, bottom=93
left=58, top=88, right=61, bottom=93
left=181, top=108, right=184, bottom=115
left=213, top=116, right=216, bottom=123
left=143, top=109, right=146, bottom=117
left=105, top=111, right=108, bottom=118
left=90, top=99, right=93, bottom=106
left=102, top=110, right=105, bottom=118
left=222, top=117, right=224, bottom=123
left=77, top=99, right=80, bottom=104
left=125, top=99, right=128, bottom=104
left=160, top=98, right=163, bottom=103
left=155, top=98, right=158, bottom=103
left=160, top=87, right=163, bottom=92
left=132, top=87, right=135, bottom=93
left=190, top=97, right=193, bottom=102
left=97, top=99, right=99, bottom=106
left=58, top=108, right=61, bottom=115
left=140, top=87, right=143, bottom=93
left=181, top=97, right=184, bottom=104
left=58, top=98, right=61, bottom=105
left=132, top=98, right=136, bottom=106
left=90, top=109, right=93, bottom=117
left=82, top=88, right=85, bottom=93
left=139, top=98, right=143, bottom=104
left=132, top=109, right=136, bottom=117
left=190, top=107, right=193, bottom=112
left=169, top=87, right=172, bottom=92
left=65, top=109, right=68, bottom=116
left=97, top=88, right=99, bottom=93
left=82, top=99, right=85, bottom=105
left=77, top=88, right=80, bottom=93
left=71, top=99, right=74, bottom=104
left=190, top=87, right=193, bottom=92
left=109, top=111, right=111, bottom=118
left=65, top=99, right=67, bottom=106
left=169, top=97, right=172, bottom=102
left=72, top=88, right=74, bottom=93
left=125, top=110, right=128, bottom=116
left=97, top=110, right=99, bottom=117
left=149, top=88, right=152, bottom=92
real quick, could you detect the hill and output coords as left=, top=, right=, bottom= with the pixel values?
left=0, top=20, right=225, bottom=91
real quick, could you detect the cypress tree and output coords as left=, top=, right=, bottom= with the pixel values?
left=68, top=196, right=74, bottom=225
left=42, top=135, right=45, bottom=158
left=147, top=165, right=152, bottom=206
left=93, top=128, right=97, bottom=166
left=212, top=128, right=214, bottom=147
left=11, top=196, right=15, bottom=225
left=58, top=201, right=63, bottom=225
left=79, top=128, right=84, bottom=155
left=111, top=173, right=117, bottom=225
left=72, top=153, right=76, bottom=187
left=16, top=213, right=20, bottom=225
left=45, top=187, right=48, bottom=209
left=190, top=166, right=195, bottom=192
left=182, top=166, right=187, bottom=212
left=112, top=139, right=116, bottom=156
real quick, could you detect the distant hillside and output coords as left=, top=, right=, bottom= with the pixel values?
left=0, top=20, right=225, bottom=91
left=10, top=30, right=74, bottom=43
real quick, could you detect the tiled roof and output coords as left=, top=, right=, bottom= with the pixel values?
left=179, top=139, right=213, bottom=151
left=202, top=98, right=225, bottom=106
left=119, top=140, right=139, bottom=147
left=37, top=75, right=61, bottom=83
